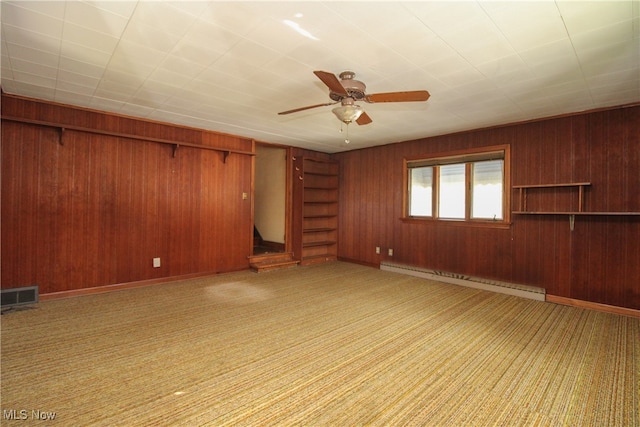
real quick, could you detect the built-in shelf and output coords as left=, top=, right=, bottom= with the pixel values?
left=513, top=182, right=590, bottom=213
left=512, top=182, right=640, bottom=230
left=294, top=157, right=339, bottom=265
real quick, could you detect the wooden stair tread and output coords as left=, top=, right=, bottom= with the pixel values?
left=249, top=252, right=300, bottom=272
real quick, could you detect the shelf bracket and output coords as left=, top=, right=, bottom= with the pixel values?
left=223, top=150, right=230, bottom=163
left=59, top=127, right=65, bottom=146
left=569, top=214, right=575, bottom=231
left=172, top=144, right=179, bottom=158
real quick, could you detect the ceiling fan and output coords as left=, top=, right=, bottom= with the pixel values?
left=278, top=70, right=430, bottom=126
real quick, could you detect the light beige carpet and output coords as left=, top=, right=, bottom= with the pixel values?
left=1, top=262, right=638, bottom=426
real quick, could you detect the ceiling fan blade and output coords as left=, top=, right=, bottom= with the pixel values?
left=366, top=90, right=431, bottom=103
left=278, top=102, right=337, bottom=115
left=356, top=111, right=372, bottom=125
left=313, top=70, right=349, bottom=97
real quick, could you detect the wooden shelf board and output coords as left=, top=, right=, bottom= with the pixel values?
left=304, top=201, right=338, bottom=204
left=512, top=182, right=591, bottom=189
left=303, top=240, right=337, bottom=247
left=303, top=227, right=336, bottom=233
left=513, top=211, right=640, bottom=216
left=305, top=172, right=338, bottom=177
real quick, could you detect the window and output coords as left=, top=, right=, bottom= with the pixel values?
left=404, top=145, right=510, bottom=226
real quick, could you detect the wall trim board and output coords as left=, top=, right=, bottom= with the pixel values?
left=1, top=115, right=255, bottom=158
left=1, top=91, right=255, bottom=145
left=546, top=295, right=640, bottom=319
left=37, top=270, right=243, bottom=301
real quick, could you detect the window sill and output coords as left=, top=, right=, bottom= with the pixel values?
left=400, top=217, right=512, bottom=229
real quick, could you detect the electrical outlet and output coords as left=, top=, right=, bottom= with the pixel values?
left=375, top=247, right=380, bottom=254
left=388, top=249, right=393, bottom=256
left=153, top=257, right=161, bottom=268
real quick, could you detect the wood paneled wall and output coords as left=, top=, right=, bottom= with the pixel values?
left=334, top=106, right=640, bottom=310
left=2, top=94, right=253, bottom=294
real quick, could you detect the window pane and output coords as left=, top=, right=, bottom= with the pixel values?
left=439, top=164, right=465, bottom=219
left=472, top=160, right=503, bottom=219
left=409, top=167, right=432, bottom=216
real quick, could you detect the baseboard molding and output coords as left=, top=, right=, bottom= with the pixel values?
left=40, top=271, right=223, bottom=301
left=546, top=295, right=640, bottom=318
left=380, top=261, right=545, bottom=302
left=338, top=257, right=380, bottom=269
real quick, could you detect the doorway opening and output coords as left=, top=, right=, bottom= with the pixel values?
left=253, top=144, right=288, bottom=255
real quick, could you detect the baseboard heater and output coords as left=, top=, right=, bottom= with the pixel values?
left=380, top=262, right=545, bottom=301
left=1, top=285, right=39, bottom=308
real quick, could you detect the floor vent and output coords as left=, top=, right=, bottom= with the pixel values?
left=1, top=285, right=39, bottom=308
left=380, top=262, right=545, bottom=301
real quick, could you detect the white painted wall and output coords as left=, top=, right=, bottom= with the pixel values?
left=254, top=145, right=286, bottom=244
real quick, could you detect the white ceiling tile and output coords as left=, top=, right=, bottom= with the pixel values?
left=147, top=67, right=190, bottom=89
left=572, top=20, right=637, bottom=57
left=62, top=22, right=119, bottom=54
left=549, top=90, right=594, bottom=110
left=2, top=1, right=638, bottom=153
left=12, top=68, right=56, bottom=88
left=5, top=42, right=59, bottom=68
left=2, top=1, right=66, bottom=20
left=404, top=1, right=487, bottom=35
left=244, top=19, right=308, bottom=56
left=484, top=1, right=568, bottom=51
left=181, top=21, right=243, bottom=57
left=1, top=24, right=62, bottom=54
left=129, top=1, right=196, bottom=38
left=100, top=68, right=142, bottom=89
left=1, top=2, right=63, bottom=39
left=518, top=38, right=577, bottom=67
left=1, top=79, right=56, bottom=99
left=120, top=20, right=180, bottom=54
left=89, top=1, right=138, bottom=19
left=557, top=1, right=634, bottom=35
left=224, top=39, right=280, bottom=69
left=283, top=42, right=349, bottom=70
left=161, top=54, right=206, bottom=81
left=63, top=1, right=130, bottom=38
left=440, top=16, right=515, bottom=66
left=57, top=69, right=100, bottom=89
left=476, top=54, right=530, bottom=80
left=170, top=39, right=225, bottom=68
left=197, top=2, right=265, bottom=36
left=9, top=57, right=57, bottom=79
left=110, top=40, right=167, bottom=73
left=58, top=56, right=106, bottom=79
left=60, top=40, right=111, bottom=68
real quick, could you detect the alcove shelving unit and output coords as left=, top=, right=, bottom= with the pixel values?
left=512, top=182, right=640, bottom=230
left=293, top=157, right=339, bottom=265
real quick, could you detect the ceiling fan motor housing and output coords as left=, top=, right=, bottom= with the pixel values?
left=329, top=71, right=367, bottom=101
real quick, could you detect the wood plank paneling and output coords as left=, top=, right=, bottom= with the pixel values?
left=334, top=105, right=640, bottom=310
left=1, top=94, right=253, bottom=294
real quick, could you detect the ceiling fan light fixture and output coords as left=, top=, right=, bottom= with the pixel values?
left=332, top=104, right=363, bottom=124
